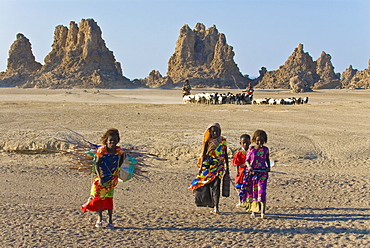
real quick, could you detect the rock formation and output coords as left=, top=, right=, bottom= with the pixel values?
left=138, top=70, right=173, bottom=88
left=0, top=33, right=42, bottom=86
left=3, top=20, right=368, bottom=90
left=24, top=18, right=132, bottom=88
left=256, top=44, right=340, bottom=92
left=256, top=44, right=318, bottom=92
left=341, top=65, right=358, bottom=88
left=166, top=23, right=251, bottom=88
left=341, top=61, right=370, bottom=89
left=313, top=51, right=341, bottom=89
left=1, top=19, right=133, bottom=89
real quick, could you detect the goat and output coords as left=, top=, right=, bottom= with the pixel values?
left=183, top=92, right=309, bottom=105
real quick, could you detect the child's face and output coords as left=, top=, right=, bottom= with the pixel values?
left=106, top=135, right=119, bottom=149
left=255, top=136, right=265, bottom=147
left=210, top=126, right=220, bottom=139
left=240, top=137, right=250, bottom=150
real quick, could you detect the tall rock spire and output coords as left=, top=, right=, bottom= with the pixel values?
left=313, top=51, right=341, bottom=89
left=167, top=23, right=250, bottom=88
left=24, top=18, right=131, bottom=88
left=0, top=33, right=41, bottom=86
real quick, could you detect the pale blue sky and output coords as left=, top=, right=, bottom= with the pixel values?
left=1, top=0, right=369, bottom=79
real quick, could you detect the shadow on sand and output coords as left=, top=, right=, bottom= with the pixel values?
left=111, top=207, right=370, bottom=235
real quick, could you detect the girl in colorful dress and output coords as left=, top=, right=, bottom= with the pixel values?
left=239, top=130, right=270, bottom=219
left=189, top=123, right=229, bottom=214
left=81, top=128, right=125, bottom=228
left=232, top=134, right=251, bottom=190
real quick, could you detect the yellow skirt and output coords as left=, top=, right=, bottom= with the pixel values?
left=240, top=201, right=266, bottom=213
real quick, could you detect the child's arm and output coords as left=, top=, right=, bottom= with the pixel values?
left=245, top=149, right=253, bottom=172
left=95, top=157, right=102, bottom=184
left=224, top=146, right=229, bottom=171
left=118, top=152, right=126, bottom=167
left=266, top=152, right=271, bottom=172
left=232, top=152, right=247, bottom=168
left=235, top=156, right=247, bottom=176
left=246, top=160, right=253, bottom=172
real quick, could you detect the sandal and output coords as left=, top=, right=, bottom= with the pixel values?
left=106, top=223, right=115, bottom=229
left=95, top=221, right=103, bottom=228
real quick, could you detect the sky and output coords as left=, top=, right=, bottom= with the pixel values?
left=1, top=0, right=369, bottom=79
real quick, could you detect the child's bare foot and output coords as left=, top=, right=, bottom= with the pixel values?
left=250, top=212, right=256, bottom=218
left=95, top=221, right=103, bottom=228
left=261, top=213, right=267, bottom=219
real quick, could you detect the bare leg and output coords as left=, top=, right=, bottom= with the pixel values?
left=108, top=209, right=113, bottom=224
left=95, top=209, right=103, bottom=227
left=261, top=203, right=267, bottom=219
left=210, top=177, right=221, bottom=213
left=98, top=209, right=103, bottom=222
left=105, top=209, right=115, bottom=228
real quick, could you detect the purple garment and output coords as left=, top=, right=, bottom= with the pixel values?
left=239, top=146, right=269, bottom=203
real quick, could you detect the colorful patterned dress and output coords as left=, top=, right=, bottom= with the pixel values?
left=188, top=138, right=228, bottom=190
left=231, top=149, right=247, bottom=189
left=239, top=146, right=269, bottom=212
left=81, top=146, right=124, bottom=213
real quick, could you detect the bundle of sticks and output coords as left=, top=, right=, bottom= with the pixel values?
left=54, top=128, right=166, bottom=180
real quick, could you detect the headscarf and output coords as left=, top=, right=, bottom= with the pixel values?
left=197, top=123, right=222, bottom=167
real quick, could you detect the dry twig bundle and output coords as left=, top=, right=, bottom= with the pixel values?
left=54, top=128, right=165, bottom=180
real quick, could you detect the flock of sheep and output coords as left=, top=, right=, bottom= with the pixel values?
left=253, top=96, right=309, bottom=105
left=183, top=92, right=252, bottom=105
left=183, top=92, right=309, bottom=105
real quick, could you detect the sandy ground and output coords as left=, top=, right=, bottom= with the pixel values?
left=0, top=87, right=369, bottom=247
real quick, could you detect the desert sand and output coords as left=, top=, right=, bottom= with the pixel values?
left=0, top=87, right=369, bottom=247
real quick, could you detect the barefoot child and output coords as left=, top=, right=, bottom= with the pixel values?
left=81, top=128, right=125, bottom=228
left=232, top=134, right=251, bottom=191
left=239, top=130, right=270, bottom=219
left=189, top=123, right=229, bottom=214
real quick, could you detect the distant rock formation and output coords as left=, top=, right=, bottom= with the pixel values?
left=0, top=33, right=42, bottom=86
left=313, top=51, right=341, bottom=89
left=137, top=70, right=174, bottom=88
left=341, top=60, right=370, bottom=89
left=1, top=19, right=133, bottom=89
left=256, top=44, right=341, bottom=92
left=3, top=20, right=368, bottom=90
left=341, top=65, right=358, bottom=88
left=166, top=23, right=251, bottom=88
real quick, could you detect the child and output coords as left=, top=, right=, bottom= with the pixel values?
left=232, top=134, right=251, bottom=190
left=189, top=123, right=229, bottom=214
left=239, top=130, right=270, bottom=219
left=81, top=128, right=125, bottom=228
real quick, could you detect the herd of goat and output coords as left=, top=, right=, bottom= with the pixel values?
left=183, top=92, right=309, bottom=105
